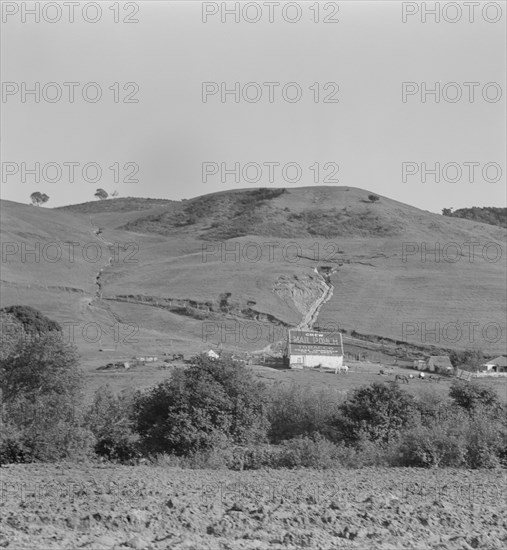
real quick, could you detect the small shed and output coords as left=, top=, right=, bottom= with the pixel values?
left=427, top=356, right=453, bottom=373
left=481, top=356, right=507, bottom=373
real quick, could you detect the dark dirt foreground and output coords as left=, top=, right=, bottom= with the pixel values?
left=0, top=464, right=505, bottom=549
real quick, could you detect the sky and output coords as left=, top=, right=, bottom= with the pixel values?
left=1, top=0, right=506, bottom=213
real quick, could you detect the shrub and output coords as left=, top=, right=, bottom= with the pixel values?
left=248, top=188, right=286, bottom=202
left=85, top=386, right=140, bottom=462
left=441, top=206, right=506, bottom=229
left=397, top=403, right=507, bottom=468
left=397, top=408, right=468, bottom=468
left=464, top=407, right=507, bottom=468
left=227, top=445, right=281, bottom=471
left=368, top=194, right=380, bottom=203
left=0, top=420, right=30, bottom=464
left=449, top=380, right=500, bottom=412
left=277, top=434, right=340, bottom=469
left=0, top=305, right=61, bottom=336
left=267, top=384, right=340, bottom=443
left=1, top=393, right=93, bottom=463
left=333, top=382, right=416, bottom=444
left=134, top=354, right=269, bottom=455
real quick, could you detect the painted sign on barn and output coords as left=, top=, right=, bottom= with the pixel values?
left=288, top=329, right=344, bottom=370
left=289, top=330, right=343, bottom=356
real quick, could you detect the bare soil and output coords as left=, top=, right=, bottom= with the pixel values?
left=1, top=464, right=505, bottom=549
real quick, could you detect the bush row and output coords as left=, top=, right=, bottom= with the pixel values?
left=1, top=333, right=505, bottom=468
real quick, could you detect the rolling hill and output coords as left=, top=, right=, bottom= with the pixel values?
left=1, top=187, right=506, bottom=366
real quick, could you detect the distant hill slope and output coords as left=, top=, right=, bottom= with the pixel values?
left=120, top=187, right=406, bottom=240
left=56, top=197, right=176, bottom=214
left=1, top=188, right=506, bottom=360
left=443, top=207, right=506, bottom=229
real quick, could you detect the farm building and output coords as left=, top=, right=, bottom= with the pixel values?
left=480, top=356, right=507, bottom=373
left=427, top=356, right=453, bottom=373
left=135, top=355, right=158, bottom=364
left=413, top=359, right=426, bottom=371
left=288, top=329, right=344, bottom=370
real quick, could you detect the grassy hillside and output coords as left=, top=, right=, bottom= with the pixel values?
left=443, top=207, right=507, bottom=229
left=1, top=188, right=506, bottom=370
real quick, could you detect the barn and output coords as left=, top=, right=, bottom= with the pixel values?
left=427, top=356, right=453, bottom=373
left=288, top=329, right=344, bottom=370
left=481, top=356, right=507, bottom=373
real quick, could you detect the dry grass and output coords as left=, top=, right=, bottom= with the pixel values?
left=1, top=187, right=506, bottom=408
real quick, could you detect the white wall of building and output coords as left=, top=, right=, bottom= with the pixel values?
left=290, top=354, right=343, bottom=369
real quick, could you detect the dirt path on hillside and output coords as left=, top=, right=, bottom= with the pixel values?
left=296, top=267, right=339, bottom=331
left=88, top=216, right=114, bottom=300
left=83, top=217, right=120, bottom=329
left=256, top=267, right=339, bottom=356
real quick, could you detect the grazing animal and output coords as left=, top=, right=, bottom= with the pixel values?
left=418, top=372, right=425, bottom=379
left=395, top=374, right=409, bottom=384
left=379, top=367, right=393, bottom=376
left=409, top=374, right=414, bottom=379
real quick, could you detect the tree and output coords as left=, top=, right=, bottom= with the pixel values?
left=134, top=354, right=269, bottom=455
left=449, top=349, right=484, bottom=371
left=0, top=331, right=90, bottom=463
left=449, top=380, right=500, bottom=412
left=368, top=194, right=380, bottom=203
left=0, top=332, right=82, bottom=403
left=30, top=192, right=49, bottom=206
left=94, top=188, right=108, bottom=200
left=0, top=311, right=26, bottom=361
left=85, top=385, right=139, bottom=461
left=442, top=208, right=453, bottom=216
left=333, top=382, right=415, bottom=444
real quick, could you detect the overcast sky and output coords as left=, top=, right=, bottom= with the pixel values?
left=1, top=0, right=506, bottom=212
